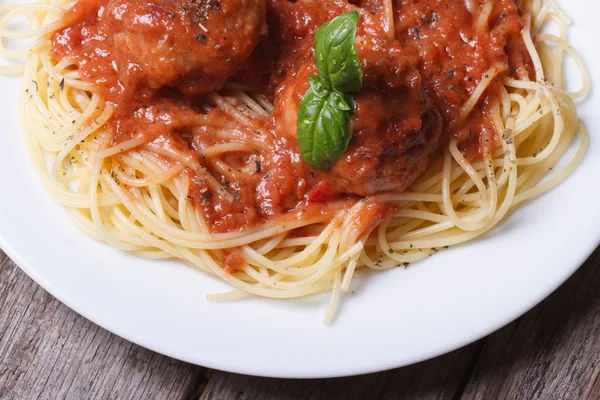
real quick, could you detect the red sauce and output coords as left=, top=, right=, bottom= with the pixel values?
left=50, top=0, right=533, bottom=237
left=393, top=0, right=533, bottom=157
left=223, top=248, right=245, bottom=273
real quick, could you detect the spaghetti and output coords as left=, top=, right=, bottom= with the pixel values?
left=0, top=0, right=589, bottom=323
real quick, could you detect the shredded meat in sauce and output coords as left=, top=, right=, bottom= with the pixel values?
left=51, top=0, right=533, bottom=234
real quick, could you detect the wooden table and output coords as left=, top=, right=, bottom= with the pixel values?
left=1, top=247, right=598, bottom=400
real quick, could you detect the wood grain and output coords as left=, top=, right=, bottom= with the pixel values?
left=0, top=253, right=208, bottom=400
left=0, top=247, right=599, bottom=400
left=201, top=342, right=482, bottom=400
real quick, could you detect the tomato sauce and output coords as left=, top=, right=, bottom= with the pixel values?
left=50, top=0, right=533, bottom=235
left=393, top=0, right=533, bottom=157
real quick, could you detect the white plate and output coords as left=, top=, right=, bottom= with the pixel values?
left=0, top=0, right=598, bottom=378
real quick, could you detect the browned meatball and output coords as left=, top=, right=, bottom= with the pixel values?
left=273, top=39, right=443, bottom=197
left=322, top=85, right=442, bottom=196
left=106, top=0, right=266, bottom=94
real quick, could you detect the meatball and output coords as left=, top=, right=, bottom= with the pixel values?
left=273, top=39, right=443, bottom=197
left=323, top=85, right=442, bottom=196
left=106, top=0, right=266, bottom=94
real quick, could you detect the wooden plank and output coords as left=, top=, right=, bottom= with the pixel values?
left=200, top=248, right=600, bottom=400
left=0, top=253, right=208, bottom=400
left=200, top=342, right=482, bottom=400
left=459, top=247, right=600, bottom=400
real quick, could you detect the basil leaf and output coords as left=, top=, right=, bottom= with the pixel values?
left=297, top=87, right=353, bottom=170
left=314, top=11, right=362, bottom=93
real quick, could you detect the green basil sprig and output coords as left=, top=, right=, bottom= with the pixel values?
left=297, top=11, right=363, bottom=170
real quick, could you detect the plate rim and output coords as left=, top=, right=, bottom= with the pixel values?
left=2, top=233, right=598, bottom=378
